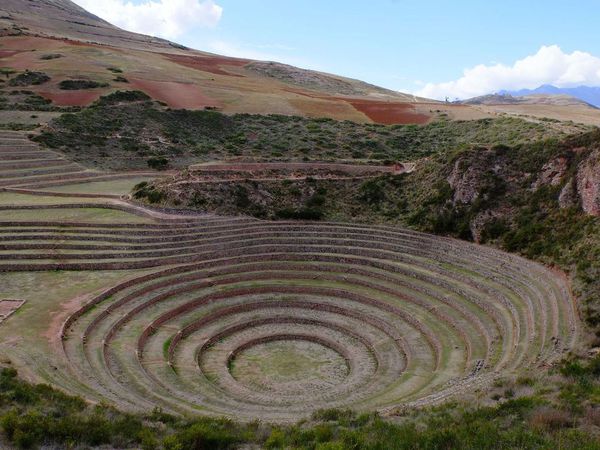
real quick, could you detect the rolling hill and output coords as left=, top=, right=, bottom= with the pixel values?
left=0, top=0, right=454, bottom=124
left=463, top=92, right=597, bottom=108
left=500, top=85, right=600, bottom=108
left=3, top=0, right=600, bottom=125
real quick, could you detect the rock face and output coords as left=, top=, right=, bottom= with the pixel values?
left=533, top=156, right=569, bottom=189
left=558, top=178, right=577, bottom=209
left=447, top=159, right=481, bottom=204
left=576, top=149, right=600, bottom=216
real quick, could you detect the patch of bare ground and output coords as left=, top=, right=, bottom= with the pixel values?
left=0, top=299, right=25, bottom=324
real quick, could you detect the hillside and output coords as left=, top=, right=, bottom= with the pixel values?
left=33, top=92, right=587, bottom=171
left=3, top=0, right=598, bottom=126
left=0, top=0, right=458, bottom=124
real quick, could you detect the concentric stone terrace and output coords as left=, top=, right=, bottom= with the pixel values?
left=0, top=199, right=578, bottom=421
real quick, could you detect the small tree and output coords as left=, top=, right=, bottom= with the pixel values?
left=147, top=156, right=169, bottom=170
left=0, top=67, right=16, bottom=79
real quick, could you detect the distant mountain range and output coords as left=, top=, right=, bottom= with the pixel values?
left=499, top=85, right=600, bottom=108
left=462, top=92, right=597, bottom=109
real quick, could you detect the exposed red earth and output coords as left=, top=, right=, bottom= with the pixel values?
left=285, top=89, right=432, bottom=124
left=0, top=50, right=25, bottom=58
left=161, top=53, right=251, bottom=77
left=38, top=89, right=104, bottom=106
left=347, top=99, right=431, bottom=125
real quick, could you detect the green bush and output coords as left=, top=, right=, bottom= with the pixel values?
left=8, top=71, right=50, bottom=86
left=147, top=156, right=169, bottom=170
left=275, top=207, right=323, bottom=220
left=59, top=79, right=109, bottom=90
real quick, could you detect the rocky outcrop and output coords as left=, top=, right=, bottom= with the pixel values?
left=558, top=149, right=600, bottom=216
left=533, top=156, right=569, bottom=189
left=576, top=149, right=600, bottom=216
left=447, top=159, right=482, bottom=204
left=558, top=178, right=577, bottom=209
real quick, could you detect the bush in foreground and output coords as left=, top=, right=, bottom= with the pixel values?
left=1, top=367, right=599, bottom=449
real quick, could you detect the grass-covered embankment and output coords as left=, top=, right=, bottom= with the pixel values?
left=1, top=364, right=600, bottom=449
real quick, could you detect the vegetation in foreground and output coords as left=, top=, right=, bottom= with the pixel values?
left=1, top=362, right=599, bottom=449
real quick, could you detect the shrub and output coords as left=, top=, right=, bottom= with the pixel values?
left=147, top=156, right=169, bottom=170
left=359, top=179, right=386, bottom=205
left=59, top=79, right=109, bottom=90
left=8, top=71, right=51, bottom=86
left=170, top=419, right=240, bottom=450
left=275, top=208, right=323, bottom=220
left=40, top=53, right=63, bottom=60
left=529, top=407, right=573, bottom=430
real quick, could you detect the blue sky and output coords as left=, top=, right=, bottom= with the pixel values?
left=74, top=0, right=600, bottom=99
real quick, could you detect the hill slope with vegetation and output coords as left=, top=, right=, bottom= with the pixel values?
left=1, top=363, right=600, bottom=449
left=34, top=92, right=585, bottom=170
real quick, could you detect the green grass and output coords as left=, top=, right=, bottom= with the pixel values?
left=0, top=208, right=153, bottom=223
left=41, top=177, right=154, bottom=195
left=1, top=367, right=599, bottom=449
left=229, top=340, right=348, bottom=384
left=0, top=192, right=108, bottom=205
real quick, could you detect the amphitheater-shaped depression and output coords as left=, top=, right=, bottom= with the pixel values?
left=0, top=173, right=579, bottom=422
left=7, top=210, right=572, bottom=421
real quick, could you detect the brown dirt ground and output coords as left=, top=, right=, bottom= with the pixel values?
left=129, top=78, right=220, bottom=109
left=0, top=300, right=24, bottom=317
left=0, top=50, right=26, bottom=58
left=161, top=53, right=250, bottom=78
left=42, top=294, right=89, bottom=349
left=190, top=162, right=403, bottom=173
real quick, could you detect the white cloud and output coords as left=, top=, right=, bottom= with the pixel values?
left=415, top=45, right=600, bottom=100
left=73, top=0, right=223, bottom=39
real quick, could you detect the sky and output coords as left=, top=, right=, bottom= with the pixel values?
left=72, top=0, right=600, bottom=100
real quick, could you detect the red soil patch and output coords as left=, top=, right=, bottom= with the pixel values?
left=285, top=88, right=431, bottom=125
left=43, top=294, right=89, bottom=349
left=0, top=299, right=24, bottom=318
left=129, top=78, right=220, bottom=109
left=347, top=99, right=430, bottom=125
left=162, top=53, right=251, bottom=77
left=0, top=50, right=26, bottom=58
left=38, top=90, right=103, bottom=106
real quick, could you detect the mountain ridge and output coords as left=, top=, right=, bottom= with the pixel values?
left=500, top=84, right=600, bottom=108
left=462, top=92, right=598, bottom=109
